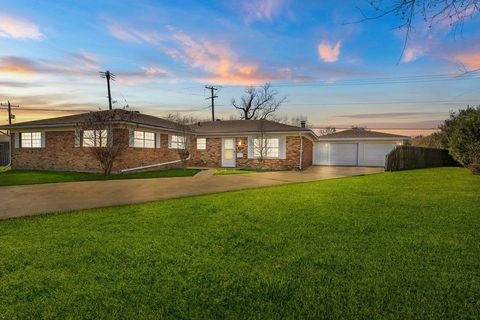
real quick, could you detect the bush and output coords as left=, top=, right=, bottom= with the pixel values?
left=440, top=106, right=480, bottom=174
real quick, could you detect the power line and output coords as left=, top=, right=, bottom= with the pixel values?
left=0, top=107, right=95, bottom=112
left=0, top=101, right=20, bottom=125
left=282, top=99, right=479, bottom=106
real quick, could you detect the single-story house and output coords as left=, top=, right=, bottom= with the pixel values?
left=0, top=109, right=409, bottom=172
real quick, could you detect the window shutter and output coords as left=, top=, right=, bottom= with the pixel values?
left=107, top=129, right=113, bottom=147
left=279, top=136, right=287, bottom=159
left=74, top=130, right=81, bottom=147
left=247, top=137, right=254, bottom=159
left=128, top=130, right=134, bottom=147
left=14, top=132, right=20, bottom=148
left=40, top=132, right=46, bottom=148
left=155, top=133, right=161, bottom=148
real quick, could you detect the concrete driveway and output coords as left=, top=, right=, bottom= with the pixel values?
left=0, top=166, right=383, bottom=220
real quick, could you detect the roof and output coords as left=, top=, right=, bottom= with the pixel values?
left=317, top=129, right=409, bottom=140
left=0, top=109, right=186, bottom=132
left=191, top=119, right=311, bottom=134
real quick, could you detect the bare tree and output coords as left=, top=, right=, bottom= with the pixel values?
left=164, top=113, right=195, bottom=169
left=318, top=126, right=336, bottom=136
left=353, top=0, right=480, bottom=59
left=252, top=121, right=271, bottom=169
left=232, top=83, right=287, bottom=120
left=76, top=109, right=138, bottom=175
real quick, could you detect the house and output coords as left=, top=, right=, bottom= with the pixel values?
left=0, top=109, right=409, bottom=173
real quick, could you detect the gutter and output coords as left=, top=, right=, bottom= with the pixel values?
left=120, top=154, right=192, bottom=173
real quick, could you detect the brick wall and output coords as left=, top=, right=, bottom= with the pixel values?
left=11, top=130, right=314, bottom=172
left=11, top=129, right=182, bottom=173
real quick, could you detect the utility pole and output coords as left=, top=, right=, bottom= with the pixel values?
left=99, top=70, right=116, bottom=110
left=205, top=85, right=218, bottom=121
left=0, top=101, right=19, bottom=125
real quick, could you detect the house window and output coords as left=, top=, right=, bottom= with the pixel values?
left=134, top=131, right=155, bottom=148
left=21, top=132, right=41, bottom=148
left=196, top=138, right=206, bottom=150
left=253, top=138, right=279, bottom=158
left=83, top=130, right=107, bottom=147
left=169, top=135, right=186, bottom=149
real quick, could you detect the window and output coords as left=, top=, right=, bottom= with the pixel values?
left=253, top=138, right=279, bottom=158
left=83, top=130, right=107, bottom=147
left=196, top=138, right=206, bottom=150
left=169, top=135, right=186, bottom=149
left=134, top=131, right=155, bottom=148
left=21, top=132, right=41, bottom=148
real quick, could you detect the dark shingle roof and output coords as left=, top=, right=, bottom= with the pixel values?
left=0, top=109, right=185, bottom=131
left=191, top=119, right=310, bottom=134
left=318, top=129, right=409, bottom=139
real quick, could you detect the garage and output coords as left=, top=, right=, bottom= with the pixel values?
left=313, top=129, right=409, bottom=167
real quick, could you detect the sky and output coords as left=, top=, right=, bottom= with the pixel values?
left=0, top=0, right=479, bottom=136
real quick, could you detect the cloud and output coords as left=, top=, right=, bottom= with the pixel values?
left=242, top=0, right=290, bottom=22
left=0, top=56, right=38, bottom=74
left=452, top=49, right=480, bottom=69
left=335, top=112, right=447, bottom=119
left=106, top=21, right=162, bottom=45
left=318, top=41, right=341, bottom=62
left=401, top=46, right=425, bottom=63
left=0, top=15, right=44, bottom=40
left=70, top=50, right=101, bottom=70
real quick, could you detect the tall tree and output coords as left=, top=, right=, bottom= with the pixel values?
left=232, top=83, right=287, bottom=120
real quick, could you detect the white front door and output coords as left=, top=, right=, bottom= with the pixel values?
left=221, top=138, right=236, bottom=167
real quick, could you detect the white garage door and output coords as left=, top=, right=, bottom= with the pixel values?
left=330, top=143, right=358, bottom=166
left=313, top=143, right=358, bottom=165
left=361, top=143, right=397, bottom=166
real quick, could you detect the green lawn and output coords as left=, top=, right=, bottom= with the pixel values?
left=0, top=168, right=200, bottom=186
left=0, top=168, right=479, bottom=319
left=215, top=168, right=258, bottom=175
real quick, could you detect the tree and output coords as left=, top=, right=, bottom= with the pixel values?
left=232, top=83, right=286, bottom=120
left=164, top=113, right=195, bottom=169
left=318, top=126, right=336, bottom=136
left=355, top=1, right=480, bottom=60
left=439, top=106, right=480, bottom=174
left=76, top=109, right=138, bottom=175
left=410, top=132, right=444, bottom=148
left=252, top=120, right=272, bottom=169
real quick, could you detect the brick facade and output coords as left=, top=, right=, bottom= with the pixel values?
left=11, top=129, right=313, bottom=172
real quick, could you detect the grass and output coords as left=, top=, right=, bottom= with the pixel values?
left=215, top=168, right=258, bottom=175
left=0, top=167, right=479, bottom=319
left=0, top=168, right=200, bottom=186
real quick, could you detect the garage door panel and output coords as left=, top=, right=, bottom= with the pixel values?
left=361, top=143, right=397, bottom=166
left=330, top=143, right=358, bottom=166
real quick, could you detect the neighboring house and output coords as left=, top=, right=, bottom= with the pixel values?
left=313, top=129, right=409, bottom=166
left=0, top=110, right=410, bottom=172
left=0, top=110, right=316, bottom=172
left=0, top=131, right=10, bottom=166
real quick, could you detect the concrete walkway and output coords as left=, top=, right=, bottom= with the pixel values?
left=0, top=166, right=383, bottom=219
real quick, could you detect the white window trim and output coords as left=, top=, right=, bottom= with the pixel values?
left=196, top=138, right=206, bottom=150
left=133, top=130, right=156, bottom=149
left=248, top=136, right=286, bottom=159
left=20, top=132, right=44, bottom=148
left=82, top=129, right=108, bottom=147
left=169, top=134, right=186, bottom=149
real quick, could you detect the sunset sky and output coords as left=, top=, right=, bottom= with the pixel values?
left=0, top=0, right=479, bottom=135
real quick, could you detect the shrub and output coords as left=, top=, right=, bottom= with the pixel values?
left=440, top=106, right=480, bottom=174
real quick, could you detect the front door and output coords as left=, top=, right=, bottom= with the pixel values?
left=221, top=138, right=236, bottom=167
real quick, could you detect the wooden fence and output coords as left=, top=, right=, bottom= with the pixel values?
left=385, top=146, right=458, bottom=171
left=0, top=142, right=10, bottom=166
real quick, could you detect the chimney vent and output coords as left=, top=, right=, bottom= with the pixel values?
left=300, top=120, right=306, bottom=128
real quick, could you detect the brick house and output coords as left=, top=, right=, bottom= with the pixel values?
left=0, top=109, right=316, bottom=173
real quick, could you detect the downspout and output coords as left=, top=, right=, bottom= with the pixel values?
left=120, top=154, right=192, bottom=173
left=298, top=133, right=303, bottom=170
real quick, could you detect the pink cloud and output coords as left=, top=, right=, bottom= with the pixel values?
left=0, top=15, right=44, bottom=40
left=401, top=47, right=425, bottom=63
left=453, top=50, right=480, bottom=69
left=107, top=21, right=162, bottom=45
left=318, top=41, right=341, bottom=63
left=242, top=0, right=291, bottom=22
